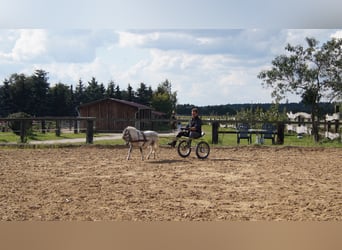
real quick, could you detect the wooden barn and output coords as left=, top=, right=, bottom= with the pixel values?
left=78, top=98, right=165, bottom=132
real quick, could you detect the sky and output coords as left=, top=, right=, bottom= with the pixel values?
left=1, top=1, right=342, bottom=106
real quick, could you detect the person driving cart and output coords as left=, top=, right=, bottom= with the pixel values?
left=168, top=107, right=202, bottom=147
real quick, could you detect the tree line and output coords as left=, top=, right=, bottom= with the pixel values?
left=176, top=102, right=335, bottom=117
left=0, top=70, right=177, bottom=117
left=0, top=69, right=336, bottom=120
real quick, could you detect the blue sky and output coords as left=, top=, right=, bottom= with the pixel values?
left=1, top=1, right=342, bottom=105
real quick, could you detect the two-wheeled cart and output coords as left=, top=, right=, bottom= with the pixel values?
left=177, top=131, right=210, bottom=159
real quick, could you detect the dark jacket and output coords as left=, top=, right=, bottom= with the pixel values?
left=188, top=116, right=202, bottom=134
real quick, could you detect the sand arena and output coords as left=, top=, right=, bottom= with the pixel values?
left=0, top=145, right=341, bottom=221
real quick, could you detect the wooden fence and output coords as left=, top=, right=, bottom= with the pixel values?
left=1, top=117, right=340, bottom=144
left=210, top=119, right=341, bottom=144
left=211, top=120, right=284, bottom=144
left=0, top=117, right=96, bottom=144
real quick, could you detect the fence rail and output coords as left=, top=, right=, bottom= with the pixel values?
left=0, top=117, right=96, bottom=143
left=1, top=116, right=341, bottom=144
left=209, top=119, right=341, bottom=144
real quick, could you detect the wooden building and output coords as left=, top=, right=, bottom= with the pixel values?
left=79, top=98, right=165, bottom=132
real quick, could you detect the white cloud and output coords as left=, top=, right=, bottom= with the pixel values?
left=331, top=30, right=342, bottom=39
left=14, top=30, right=47, bottom=61
left=0, top=30, right=47, bottom=62
left=0, top=29, right=119, bottom=64
left=0, top=28, right=341, bottom=105
left=45, top=30, right=118, bottom=63
left=112, top=48, right=269, bottom=105
left=118, top=31, right=157, bottom=48
left=35, top=57, right=118, bottom=86
left=115, top=29, right=293, bottom=65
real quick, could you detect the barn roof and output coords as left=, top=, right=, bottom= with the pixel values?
left=79, top=98, right=152, bottom=110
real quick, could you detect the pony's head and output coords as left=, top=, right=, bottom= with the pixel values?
left=122, top=126, right=136, bottom=143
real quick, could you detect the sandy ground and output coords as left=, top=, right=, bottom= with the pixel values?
left=0, top=145, right=341, bottom=221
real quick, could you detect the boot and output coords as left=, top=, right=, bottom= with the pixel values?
left=167, top=140, right=177, bottom=148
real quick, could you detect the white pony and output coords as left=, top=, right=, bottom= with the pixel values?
left=122, top=126, right=159, bottom=160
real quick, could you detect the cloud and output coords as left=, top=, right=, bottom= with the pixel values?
left=331, top=30, right=342, bottom=39
left=45, top=30, right=118, bottom=63
left=0, top=29, right=119, bottom=64
left=1, top=28, right=341, bottom=105
left=118, top=30, right=277, bottom=59
left=0, top=30, right=47, bottom=62
left=111, top=48, right=271, bottom=105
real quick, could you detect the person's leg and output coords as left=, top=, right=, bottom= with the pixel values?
left=189, top=131, right=201, bottom=139
left=168, top=131, right=189, bottom=147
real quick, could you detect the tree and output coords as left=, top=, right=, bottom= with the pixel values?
left=74, top=78, right=86, bottom=105
left=106, top=80, right=116, bottom=98
left=151, top=92, right=172, bottom=115
left=84, top=77, right=105, bottom=102
left=29, top=69, right=50, bottom=116
left=151, top=79, right=177, bottom=115
left=0, top=79, right=13, bottom=117
left=127, top=84, right=135, bottom=102
left=48, top=83, right=73, bottom=116
left=8, top=73, right=31, bottom=114
left=136, top=82, right=152, bottom=106
left=114, top=85, right=122, bottom=99
left=258, top=37, right=342, bottom=142
left=122, top=84, right=135, bottom=102
left=235, top=103, right=287, bottom=124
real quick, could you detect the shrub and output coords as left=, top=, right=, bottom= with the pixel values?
left=7, top=112, right=33, bottom=138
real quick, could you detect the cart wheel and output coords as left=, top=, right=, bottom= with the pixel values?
left=177, top=140, right=191, bottom=158
left=196, top=141, right=210, bottom=159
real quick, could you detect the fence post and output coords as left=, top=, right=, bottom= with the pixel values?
left=74, top=120, right=78, bottom=134
left=335, top=119, right=339, bottom=133
left=212, top=121, right=219, bottom=144
left=41, top=120, right=46, bottom=134
left=276, top=122, right=285, bottom=144
left=86, top=119, right=94, bottom=144
left=20, top=120, right=26, bottom=143
left=55, top=120, right=61, bottom=136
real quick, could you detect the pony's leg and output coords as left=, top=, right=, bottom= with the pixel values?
left=151, top=147, right=155, bottom=159
left=153, top=140, right=159, bottom=159
left=146, top=145, right=152, bottom=160
left=139, top=147, right=144, bottom=160
left=150, top=144, right=155, bottom=159
left=127, top=145, right=133, bottom=160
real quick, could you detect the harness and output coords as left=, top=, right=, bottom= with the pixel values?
left=127, top=129, right=147, bottom=146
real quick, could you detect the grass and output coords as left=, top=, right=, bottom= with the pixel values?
left=0, top=131, right=88, bottom=143
left=0, top=132, right=18, bottom=143
left=29, top=132, right=86, bottom=141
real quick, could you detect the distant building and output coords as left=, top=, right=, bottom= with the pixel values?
left=286, top=111, right=312, bottom=135
left=325, top=104, right=340, bottom=139
left=78, top=98, right=166, bottom=132
left=287, top=109, right=341, bottom=139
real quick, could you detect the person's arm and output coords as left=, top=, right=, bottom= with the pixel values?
left=190, top=118, right=201, bottom=132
